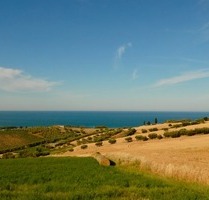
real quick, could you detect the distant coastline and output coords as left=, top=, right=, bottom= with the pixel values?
left=0, top=111, right=209, bottom=128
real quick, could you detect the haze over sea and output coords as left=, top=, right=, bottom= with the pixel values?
left=0, top=111, right=209, bottom=128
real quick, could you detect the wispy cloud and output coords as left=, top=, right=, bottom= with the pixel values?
left=114, top=42, right=132, bottom=68
left=154, top=69, right=209, bottom=87
left=0, top=67, right=60, bottom=92
left=132, top=69, right=139, bottom=80
left=165, top=20, right=209, bottom=43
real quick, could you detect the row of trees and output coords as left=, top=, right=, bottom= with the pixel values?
left=143, top=118, right=158, bottom=125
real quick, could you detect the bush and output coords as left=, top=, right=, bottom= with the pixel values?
left=135, top=135, right=144, bottom=140
left=178, top=129, right=187, bottom=135
left=77, top=140, right=82, bottom=145
left=157, top=135, right=163, bottom=139
left=148, top=133, right=158, bottom=139
left=81, top=144, right=88, bottom=149
left=164, top=130, right=184, bottom=138
left=69, top=148, right=74, bottom=152
left=143, top=136, right=149, bottom=141
left=204, top=117, right=209, bottom=121
left=125, top=137, right=133, bottom=142
left=124, top=128, right=136, bottom=136
left=95, top=141, right=103, bottom=147
left=172, top=124, right=182, bottom=128
left=165, top=128, right=209, bottom=138
left=108, top=138, right=116, bottom=144
left=170, top=131, right=181, bottom=138
left=149, top=128, right=158, bottom=132
left=182, top=122, right=191, bottom=127
left=141, top=129, right=148, bottom=133
left=135, top=135, right=148, bottom=141
left=2, top=152, right=15, bottom=159
left=19, top=150, right=35, bottom=158
left=35, top=147, right=50, bottom=157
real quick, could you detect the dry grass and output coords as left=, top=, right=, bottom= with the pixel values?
left=55, top=121, right=209, bottom=184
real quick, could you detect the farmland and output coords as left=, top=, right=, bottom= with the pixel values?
left=1, top=157, right=209, bottom=200
left=1, top=118, right=209, bottom=199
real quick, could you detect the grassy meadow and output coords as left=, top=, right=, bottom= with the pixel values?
left=0, top=157, right=209, bottom=200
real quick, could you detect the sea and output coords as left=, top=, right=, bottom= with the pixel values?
left=0, top=111, right=209, bottom=128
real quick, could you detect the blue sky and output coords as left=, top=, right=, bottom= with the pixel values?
left=1, top=0, right=209, bottom=111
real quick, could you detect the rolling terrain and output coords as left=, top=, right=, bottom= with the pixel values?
left=59, top=121, right=209, bottom=184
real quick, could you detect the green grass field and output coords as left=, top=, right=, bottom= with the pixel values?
left=0, top=157, right=209, bottom=200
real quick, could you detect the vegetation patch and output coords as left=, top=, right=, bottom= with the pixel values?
left=148, top=133, right=158, bottom=139
left=164, top=127, right=209, bottom=138
left=0, top=157, right=209, bottom=200
left=108, top=138, right=117, bottom=144
left=135, top=135, right=148, bottom=141
left=125, top=137, right=133, bottom=142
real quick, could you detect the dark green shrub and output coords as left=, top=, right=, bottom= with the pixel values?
left=178, top=129, right=187, bottom=135
left=142, top=136, right=149, bottom=141
left=35, top=147, right=50, bottom=157
left=171, top=131, right=181, bottom=138
left=135, top=135, right=144, bottom=140
left=19, top=149, right=36, bottom=158
left=81, top=144, right=88, bottom=149
left=182, top=122, right=191, bottom=127
left=157, top=135, right=163, bottom=139
left=95, top=141, right=103, bottom=147
left=135, top=135, right=149, bottom=141
left=141, top=129, right=148, bottom=133
left=163, top=131, right=171, bottom=137
left=2, top=152, right=15, bottom=159
left=124, top=128, right=136, bottom=136
left=125, top=137, right=133, bottom=142
left=186, top=131, right=196, bottom=136
left=87, top=136, right=92, bottom=141
left=114, top=128, right=123, bottom=134
left=172, top=124, right=182, bottom=128
left=190, top=121, right=199, bottom=125
left=81, top=138, right=88, bottom=144
left=162, top=128, right=168, bottom=131
left=163, top=131, right=181, bottom=138
left=149, top=128, right=158, bottom=132
left=69, top=148, right=74, bottom=152
left=204, top=117, right=209, bottom=121
left=148, top=133, right=158, bottom=139
left=108, top=138, right=116, bottom=144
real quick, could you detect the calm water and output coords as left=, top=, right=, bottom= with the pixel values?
left=0, top=111, right=209, bottom=128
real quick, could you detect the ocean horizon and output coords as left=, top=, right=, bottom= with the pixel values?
left=0, top=111, right=209, bottom=128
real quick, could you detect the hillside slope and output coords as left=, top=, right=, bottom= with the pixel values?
left=60, top=121, right=209, bottom=184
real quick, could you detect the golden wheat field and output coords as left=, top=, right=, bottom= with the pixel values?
left=56, top=121, right=209, bottom=184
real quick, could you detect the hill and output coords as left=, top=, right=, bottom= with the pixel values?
left=59, top=120, right=209, bottom=184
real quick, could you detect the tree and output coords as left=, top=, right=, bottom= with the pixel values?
left=155, top=117, right=158, bottom=124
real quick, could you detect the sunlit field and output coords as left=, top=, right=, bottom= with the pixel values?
left=0, top=157, right=209, bottom=200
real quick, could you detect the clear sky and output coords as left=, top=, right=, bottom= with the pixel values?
left=1, top=0, right=209, bottom=111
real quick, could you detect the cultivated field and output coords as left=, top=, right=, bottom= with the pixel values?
left=1, top=157, right=209, bottom=200
left=60, top=121, right=209, bottom=184
left=1, top=118, right=209, bottom=199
